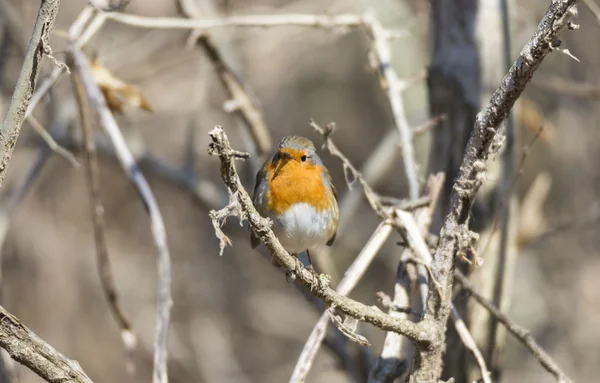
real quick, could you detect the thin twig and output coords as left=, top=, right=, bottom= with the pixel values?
left=450, top=306, right=492, bottom=383
left=0, top=305, right=94, bottom=383
left=104, top=12, right=364, bottom=30
left=362, top=12, right=419, bottom=200
left=208, top=126, right=428, bottom=344
left=310, top=120, right=386, bottom=217
left=337, top=114, right=444, bottom=233
left=68, top=46, right=172, bottom=383
left=0, top=0, right=61, bottom=189
left=178, top=0, right=272, bottom=157
left=25, top=115, right=80, bottom=167
left=480, top=125, right=545, bottom=258
left=487, top=0, right=519, bottom=375
left=71, top=65, right=137, bottom=368
left=455, top=271, right=574, bottom=383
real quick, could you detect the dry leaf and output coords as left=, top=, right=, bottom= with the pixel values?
left=90, top=56, right=153, bottom=114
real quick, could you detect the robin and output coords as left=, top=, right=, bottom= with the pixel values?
left=251, top=135, right=339, bottom=273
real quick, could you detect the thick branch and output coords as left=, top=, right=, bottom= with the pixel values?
left=0, top=305, right=93, bottom=383
left=0, top=0, right=61, bottom=188
left=208, top=126, right=429, bottom=344
left=413, top=1, right=579, bottom=381
left=454, top=272, right=573, bottom=383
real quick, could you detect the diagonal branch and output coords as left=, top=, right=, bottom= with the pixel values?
left=208, top=126, right=429, bottom=344
left=68, top=47, right=172, bottom=383
left=0, top=0, right=61, bottom=189
left=290, top=221, right=394, bottom=383
left=454, top=271, right=573, bottom=383
left=412, top=1, right=579, bottom=380
left=178, top=0, right=272, bottom=157
left=0, top=305, right=93, bottom=383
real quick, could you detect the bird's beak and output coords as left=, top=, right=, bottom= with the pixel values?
left=273, top=151, right=292, bottom=178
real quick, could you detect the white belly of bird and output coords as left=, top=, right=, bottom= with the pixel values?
left=273, top=202, right=332, bottom=254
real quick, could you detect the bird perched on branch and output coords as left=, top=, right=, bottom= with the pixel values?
left=251, top=136, right=339, bottom=273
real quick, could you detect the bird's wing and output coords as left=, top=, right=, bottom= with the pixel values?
left=324, top=169, right=338, bottom=247
left=250, top=158, right=270, bottom=249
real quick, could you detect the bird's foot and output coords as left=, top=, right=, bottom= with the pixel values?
left=286, top=257, right=306, bottom=283
left=306, top=264, right=319, bottom=292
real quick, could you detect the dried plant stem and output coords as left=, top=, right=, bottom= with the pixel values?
left=178, top=0, right=272, bottom=157
left=105, top=12, right=363, bottom=30
left=25, top=115, right=79, bottom=167
left=68, top=46, right=172, bottom=383
left=71, top=67, right=137, bottom=364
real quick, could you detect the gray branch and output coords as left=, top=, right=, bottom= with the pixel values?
left=208, top=126, right=428, bottom=344
left=0, top=305, right=93, bottom=383
left=411, top=1, right=579, bottom=381
left=0, top=0, right=61, bottom=188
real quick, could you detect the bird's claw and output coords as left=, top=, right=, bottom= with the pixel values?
left=306, top=264, right=319, bottom=292
left=286, top=257, right=306, bottom=283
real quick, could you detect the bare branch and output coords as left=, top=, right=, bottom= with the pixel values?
left=290, top=221, right=394, bottom=383
left=362, top=12, right=419, bottom=200
left=25, top=115, right=80, bottom=167
left=68, top=46, right=172, bottom=383
left=455, top=272, right=574, bottom=383
left=0, top=305, right=93, bottom=383
left=105, top=12, right=364, bottom=30
left=0, top=0, right=61, bottom=189
left=71, top=65, right=137, bottom=367
left=414, top=1, right=579, bottom=380
left=370, top=174, right=445, bottom=383
left=178, top=0, right=272, bottom=157
left=208, top=126, right=429, bottom=344
left=311, top=120, right=386, bottom=217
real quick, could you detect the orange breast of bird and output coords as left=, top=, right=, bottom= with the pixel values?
left=265, top=150, right=331, bottom=216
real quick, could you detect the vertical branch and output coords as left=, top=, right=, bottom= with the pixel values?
left=487, top=0, right=518, bottom=377
left=412, top=1, right=578, bottom=381
left=68, top=47, right=173, bottom=383
left=0, top=0, right=61, bottom=189
left=71, top=68, right=137, bottom=365
left=369, top=175, right=444, bottom=383
left=363, top=13, right=419, bottom=199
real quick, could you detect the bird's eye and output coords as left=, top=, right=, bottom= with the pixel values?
left=301, top=155, right=307, bottom=162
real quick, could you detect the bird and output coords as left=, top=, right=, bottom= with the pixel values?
left=251, top=135, right=339, bottom=273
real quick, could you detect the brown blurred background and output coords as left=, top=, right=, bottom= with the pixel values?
left=0, top=0, right=598, bottom=382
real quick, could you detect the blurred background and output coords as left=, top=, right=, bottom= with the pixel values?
left=0, top=0, right=598, bottom=382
